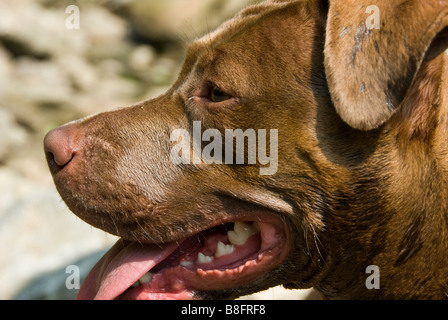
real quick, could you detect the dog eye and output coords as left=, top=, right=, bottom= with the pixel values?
left=209, top=86, right=232, bottom=103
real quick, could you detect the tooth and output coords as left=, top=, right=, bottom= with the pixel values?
left=180, top=260, right=193, bottom=267
left=215, top=241, right=235, bottom=257
left=139, top=272, right=153, bottom=284
left=227, top=221, right=259, bottom=246
left=197, top=252, right=214, bottom=264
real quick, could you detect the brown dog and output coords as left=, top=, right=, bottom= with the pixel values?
left=44, top=0, right=448, bottom=299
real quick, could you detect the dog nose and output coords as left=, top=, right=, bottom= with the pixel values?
left=44, top=126, right=75, bottom=169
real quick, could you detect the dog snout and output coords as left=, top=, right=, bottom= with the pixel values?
left=44, top=126, right=75, bottom=171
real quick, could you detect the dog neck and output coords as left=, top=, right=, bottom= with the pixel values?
left=317, top=55, right=448, bottom=299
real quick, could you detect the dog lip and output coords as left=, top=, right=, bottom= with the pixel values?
left=77, top=214, right=290, bottom=300
left=121, top=220, right=288, bottom=300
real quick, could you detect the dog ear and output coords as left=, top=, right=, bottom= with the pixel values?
left=324, top=0, right=448, bottom=130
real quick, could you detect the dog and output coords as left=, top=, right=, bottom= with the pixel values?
left=44, top=0, right=448, bottom=299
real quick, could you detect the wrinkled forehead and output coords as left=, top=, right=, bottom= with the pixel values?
left=188, top=1, right=293, bottom=59
left=188, top=0, right=320, bottom=60
left=175, top=0, right=322, bottom=94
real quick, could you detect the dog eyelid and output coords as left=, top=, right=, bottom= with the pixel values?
left=186, top=83, right=237, bottom=108
left=209, top=86, right=233, bottom=103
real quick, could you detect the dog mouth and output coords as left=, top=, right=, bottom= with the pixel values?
left=76, top=216, right=290, bottom=300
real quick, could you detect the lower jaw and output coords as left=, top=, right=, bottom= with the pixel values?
left=117, top=219, right=290, bottom=300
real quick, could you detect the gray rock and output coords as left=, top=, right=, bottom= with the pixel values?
left=0, top=168, right=117, bottom=299
left=110, top=0, right=260, bottom=43
left=14, top=249, right=107, bottom=300
left=0, top=109, right=28, bottom=163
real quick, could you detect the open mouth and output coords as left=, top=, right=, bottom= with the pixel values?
left=76, top=216, right=290, bottom=300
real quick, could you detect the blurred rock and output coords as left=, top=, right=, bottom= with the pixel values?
left=55, top=53, right=99, bottom=92
left=0, top=1, right=79, bottom=59
left=0, top=45, right=13, bottom=77
left=81, top=5, right=129, bottom=59
left=14, top=249, right=107, bottom=300
left=149, top=57, right=179, bottom=86
left=14, top=57, right=73, bottom=104
left=0, top=168, right=118, bottom=299
left=0, top=109, right=28, bottom=163
left=108, top=0, right=260, bottom=44
left=0, top=0, right=147, bottom=142
left=129, top=45, right=156, bottom=73
left=0, top=0, right=128, bottom=59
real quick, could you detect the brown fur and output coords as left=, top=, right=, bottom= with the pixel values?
left=44, top=0, right=448, bottom=299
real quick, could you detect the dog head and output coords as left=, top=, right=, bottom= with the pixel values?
left=44, top=0, right=448, bottom=299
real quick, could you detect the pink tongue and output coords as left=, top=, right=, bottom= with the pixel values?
left=76, top=239, right=178, bottom=300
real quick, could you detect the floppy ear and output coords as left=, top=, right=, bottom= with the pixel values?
left=324, top=0, right=448, bottom=130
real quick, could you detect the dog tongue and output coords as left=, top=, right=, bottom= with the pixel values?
left=76, top=240, right=178, bottom=300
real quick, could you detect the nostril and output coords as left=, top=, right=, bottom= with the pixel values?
left=45, top=150, right=57, bottom=167
left=44, top=127, right=75, bottom=169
